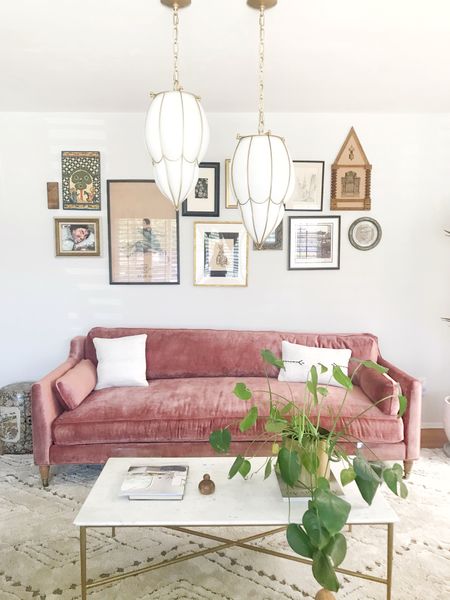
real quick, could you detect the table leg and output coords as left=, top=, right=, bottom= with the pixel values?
left=80, top=526, right=87, bottom=600
left=387, top=523, right=394, bottom=600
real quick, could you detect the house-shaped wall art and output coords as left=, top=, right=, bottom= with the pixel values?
left=331, top=127, right=372, bottom=210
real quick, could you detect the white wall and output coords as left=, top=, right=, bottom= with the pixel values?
left=0, top=112, right=449, bottom=426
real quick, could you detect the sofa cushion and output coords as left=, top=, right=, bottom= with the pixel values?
left=52, top=376, right=403, bottom=446
left=84, top=328, right=379, bottom=381
left=55, top=359, right=97, bottom=410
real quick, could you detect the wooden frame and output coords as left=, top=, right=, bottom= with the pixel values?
left=224, top=159, right=238, bottom=209
left=285, top=161, right=325, bottom=212
left=54, top=218, right=100, bottom=257
left=107, top=180, right=179, bottom=285
left=331, top=128, right=371, bottom=211
left=182, top=162, right=220, bottom=217
left=288, top=216, right=341, bottom=270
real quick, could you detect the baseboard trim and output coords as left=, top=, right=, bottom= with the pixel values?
left=421, top=428, right=447, bottom=448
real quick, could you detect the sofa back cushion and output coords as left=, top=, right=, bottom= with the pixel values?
left=84, top=328, right=379, bottom=381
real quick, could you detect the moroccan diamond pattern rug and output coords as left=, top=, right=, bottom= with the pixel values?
left=0, top=450, right=449, bottom=600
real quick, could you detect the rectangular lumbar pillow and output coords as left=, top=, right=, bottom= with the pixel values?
left=93, top=334, right=148, bottom=390
left=56, top=359, right=97, bottom=410
left=278, top=340, right=352, bottom=388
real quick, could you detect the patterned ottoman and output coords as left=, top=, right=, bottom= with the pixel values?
left=0, top=382, right=33, bottom=454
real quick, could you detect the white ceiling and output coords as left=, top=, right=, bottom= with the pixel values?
left=1, top=0, right=449, bottom=113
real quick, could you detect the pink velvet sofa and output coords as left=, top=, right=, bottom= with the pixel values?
left=32, top=328, right=422, bottom=486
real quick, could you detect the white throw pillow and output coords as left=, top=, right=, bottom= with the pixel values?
left=278, top=341, right=352, bottom=388
left=93, top=334, right=148, bottom=390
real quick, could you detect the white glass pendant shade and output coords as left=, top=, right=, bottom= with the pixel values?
left=145, top=90, right=209, bottom=210
left=231, top=133, right=294, bottom=247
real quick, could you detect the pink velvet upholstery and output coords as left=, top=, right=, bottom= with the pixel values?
left=56, top=359, right=97, bottom=410
left=31, top=328, right=420, bottom=472
left=358, top=366, right=400, bottom=416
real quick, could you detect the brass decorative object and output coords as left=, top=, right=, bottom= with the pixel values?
left=247, top=0, right=277, bottom=8
left=315, top=590, right=336, bottom=600
left=331, top=127, right=372, bottom=210
left=198, top=473, right=215, bottom=495
left=161, top=0, right=191, bottom=8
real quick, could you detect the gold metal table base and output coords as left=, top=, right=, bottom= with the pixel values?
left=79, top=523, right=394, bottom=600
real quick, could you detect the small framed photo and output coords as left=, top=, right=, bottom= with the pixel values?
left=225, top=159, right=238, bottom=209
left=62, top=151, right=101, bottom=210
left=349, top=217, right=382, bottom=251
left=107, top=180, right=179, bottom=284
left=194, top=222, right=248, bottom=286
left=182, top=162, right=220, bottom=217
left=285, top=161, right=324, bottom=211
left=288, top=216, right=340, bottom=270
left=253, top=222, right=283, bottom=251
left=55, top=218, right=100, bottom=256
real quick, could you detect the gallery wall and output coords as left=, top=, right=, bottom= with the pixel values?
left=0, top=111, right=449, bottom=426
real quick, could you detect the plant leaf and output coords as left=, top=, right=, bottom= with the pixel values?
left=264, top=459, right=272, bottom=480
left=278, top=446, right=300, bottom=486
left=312, top=550, right=339, bottom=592
left=383, top=468, right=399, bottom=496
left=353, top=456, right=382, bottom=483
left=239, top=459, right=251, bottom=478
left=317, top=386, right=329, bottom=397
left=272, top=442, right=280, bottom=455
left=399, top=481, right=408, bottom=499
left=239, top=406, right=258, bottom=432
left=355, top=475, right=380, bottom=505
left=261, top=349, right=284, bottom=369
left=314, top=489, right=351, bottom=535
left=398, top=395, right=407, bottom=418
left=317, top=477, right=330, bottom=491
left=319, top=363, right=328, bottom=374
left=302, top=509, right=330, bottom=550
left=233, top=382, right=252, bottom=401
left=228, top=455, right=244, bottom=479
left=340, top=467, right=356, bottom=487
left=361, top=359, right=389, bottom=374
left=301, top=449, right=319, bottom=475
left=209, top=428, right=231, bottom=453
left=324, top=533, right=347, bottom=567
left=332, top=365, right=353, bottom=390
left=286, top=524, right=314, bottom=558
left=280, top=402, right=294, bottom=415
left=265, top=420, right=288, bottom=433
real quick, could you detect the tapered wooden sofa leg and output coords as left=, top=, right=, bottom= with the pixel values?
left=39, top=466, right=50, bottom=487
left=403, top=459, right=413, bottom=479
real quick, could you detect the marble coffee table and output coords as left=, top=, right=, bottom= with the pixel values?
left=74, top=456, right=398, bottom=599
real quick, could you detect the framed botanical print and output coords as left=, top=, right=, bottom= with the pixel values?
left=194, top=222, right=248, bottom=286
left=55, top=218, right=100, bottom=256
left=286, top=161, right=324, bottom=211
left=349, top=217, right=382, bottom=251
left=225, top=159, right=238, bottom=208
left=288, top=216, right=340, bottom=270
left=107, top=180, right=179, bottom=285
left=182, top=162, right=220, bottom=217
left=253, top=222, right=283, bottom=251
left=62, top=151, right=101, bottom=210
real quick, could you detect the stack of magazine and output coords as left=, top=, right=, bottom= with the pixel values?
left=120, top=465, right=188, bottom=500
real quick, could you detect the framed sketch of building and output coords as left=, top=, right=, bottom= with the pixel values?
left=331, top=127, right=371, bottom=210
left=285, top=161, right=324, bottom=211
left=288, top=216, right=340, bottom=270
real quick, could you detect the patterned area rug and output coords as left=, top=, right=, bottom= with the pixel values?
left=0, top=450, right=449, bottom=600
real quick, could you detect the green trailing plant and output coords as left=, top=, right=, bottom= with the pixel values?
left=209, top=350, right=408, bottom=593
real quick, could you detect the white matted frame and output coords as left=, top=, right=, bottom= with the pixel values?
left=289, top=216, right=340, bottom=270
left=194, top=221, right=248, bottom=286
left=285, top=161, right=324, bottom=211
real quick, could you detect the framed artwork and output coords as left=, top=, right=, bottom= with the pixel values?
left=62, top=151, right=101, bottom=210
left=253, top=222, right=283, bottom=251
left=194, top=222, right=248, bottom=286
left=54, top=218, right=100, bottom=256
left=285, top=161, right=324, bottom=211
left=349, top=217, right=382, bottom=251
left=225, top=159, right=238, bottom=208
left=182, top=162, right=220, bottom=217
left=331, top=127, right=372, bottom=210
left=107, top=180, right=179, bottom=285
left=288, top=216, right=340, bottom=270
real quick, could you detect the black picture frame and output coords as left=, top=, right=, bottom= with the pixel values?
left=253, top=222, right=283, bottom=251
left=288, top=215, right=341, bottom=271
left=181, top=162, right=220, bottom=217
left=107, top=179, right=180, bottom=285
left=285, top=160, right=325, bottom=212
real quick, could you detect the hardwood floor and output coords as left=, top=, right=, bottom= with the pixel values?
left=421, top=428, right=447, bottom=448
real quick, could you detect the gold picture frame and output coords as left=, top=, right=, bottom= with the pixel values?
left=225, top=159, right=238, bottom=209
left=54, top=218, right=100, bottom=256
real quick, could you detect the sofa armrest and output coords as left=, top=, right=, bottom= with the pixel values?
left=358, top=366, right=400, bottom=416
left=378, top=357, right=422, bottom=460
left=31, top=336, right=86, bottom=466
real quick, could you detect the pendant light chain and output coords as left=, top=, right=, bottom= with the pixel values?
left=173, top=4, right=181, bottom=91
left=258, top=6, right=265, bottom=135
